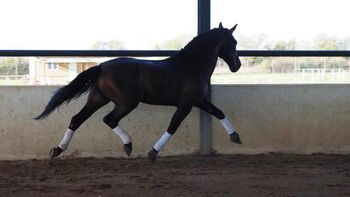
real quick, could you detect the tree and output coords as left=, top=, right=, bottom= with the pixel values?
left=236, top=33, right=269, bottom=49
left=90, top=40, right=125, bottom=50
left=272, top=39, right=296, bottom=50
left=0, top=58, right=29, bottom=75
left=314, top=34, right=342, bottom=50
left=235, top=33, right=271, bottom=68
left=154, top=34, right=193, bottom=50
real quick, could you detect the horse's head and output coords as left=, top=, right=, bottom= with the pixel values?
left=218, top=23, right=241, bottom=72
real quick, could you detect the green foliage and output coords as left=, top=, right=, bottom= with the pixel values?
left=272, top=40, right=296, bottom=50
left=0, top=58, right=29, bottom=75
left=272, top=58, right=296, bottom=73
left=314, top=34, right=342, bottom=50
left=236, top=33, right=269, bottom=49
left=298, top=57, right=349, bottom=69
left=235, top=33, right=350, bottom=72
left=90, top=40, right=125, bottom=50
left=259, top=58, right=272, bottom=72
left=299, top=58, right=320, bottom=69
left=154, top=34, right=193, bottom=50
left=236, top=33, right=271, bottom=69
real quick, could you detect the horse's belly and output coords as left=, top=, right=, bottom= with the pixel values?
left=141, top=100, right=176, bottom=106
left=140, top=85, right=178, bottom=106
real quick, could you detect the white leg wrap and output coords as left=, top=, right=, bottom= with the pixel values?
left=219, top=117, right=236, bottom=135
left=58, top=129, right=74, bottom=150
left=112, top=126, right=132, bottom=144
left=153, top=131, right=172, bottom=152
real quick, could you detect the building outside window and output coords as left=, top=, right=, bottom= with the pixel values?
left=47, top=63, right=58, bottom=70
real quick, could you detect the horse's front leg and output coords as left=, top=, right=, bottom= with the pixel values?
left=196, top=98, right=242, bottom=144
left=148, top=104, right=193, bottom=162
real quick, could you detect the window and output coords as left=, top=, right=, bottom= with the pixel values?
left=211, top=0, right=350, bottom=84
left=47, top=63, right=58, bottom=70
left=212, top=0, right=350, bottom=50
left=0, top=0, right=196, bottom=50
left=0, top=0, right=349, bottom=85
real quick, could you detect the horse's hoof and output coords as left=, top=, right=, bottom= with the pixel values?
left=148, top=148, right=158, bottom=163
left=230, top=132, right=242, bottom=144
left=49, top=146, right=63, bottom=159
left=123, top=143, right=132, bottom=156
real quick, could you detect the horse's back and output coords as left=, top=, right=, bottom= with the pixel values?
left=96, top=58, right=171, bottom=103
left=97, top=58, right=144, bottom=104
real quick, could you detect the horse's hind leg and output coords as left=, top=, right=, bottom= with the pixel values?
left=103, top=103, right=138, bottom=156
left=148, top=103, right=193, bottom=162
left=50, top=86, right=109, bottom=159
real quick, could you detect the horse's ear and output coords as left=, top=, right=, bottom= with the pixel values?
left=229, top=24, right=238, bottom=33
left=219, top=22, right=223, bottom=29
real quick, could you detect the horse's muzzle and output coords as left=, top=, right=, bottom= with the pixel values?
left=229, top=56, right=241, bottom=72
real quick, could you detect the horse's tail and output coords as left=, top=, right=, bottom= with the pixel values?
left=34, top=65, right=101, bottom=120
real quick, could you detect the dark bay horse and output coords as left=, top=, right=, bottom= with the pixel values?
left=35, top=23, right=242, bottom=162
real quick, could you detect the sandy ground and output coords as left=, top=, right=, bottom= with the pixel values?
left=1, top=154, right=350, bottom=197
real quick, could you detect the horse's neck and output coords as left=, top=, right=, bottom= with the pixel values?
left=207, top=56, right=219, bottom=78
left=169, top=49, right=219, bottom=78
left=172, top=32, right=222, bottom=78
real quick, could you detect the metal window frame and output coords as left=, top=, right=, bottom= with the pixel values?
left=1, top=0, right=350, bottom=155
left=198, top=0, right=212, bottom=155
left=1, top=50, right=350, bottom=57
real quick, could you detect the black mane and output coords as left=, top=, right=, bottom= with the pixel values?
left=185, top=29, right=226, bottom=53
left=171, top=28, right=227, bottom=64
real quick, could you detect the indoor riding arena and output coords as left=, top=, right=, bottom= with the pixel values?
left=1, top=0, right=350, bottom=196
left=1, top=85, right=350, bottom=196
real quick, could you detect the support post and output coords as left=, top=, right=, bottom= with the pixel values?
left=198, top=0, right=212, bottom=155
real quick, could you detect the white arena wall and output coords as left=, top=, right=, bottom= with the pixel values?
left=0, top=84, right=349, bottom=160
